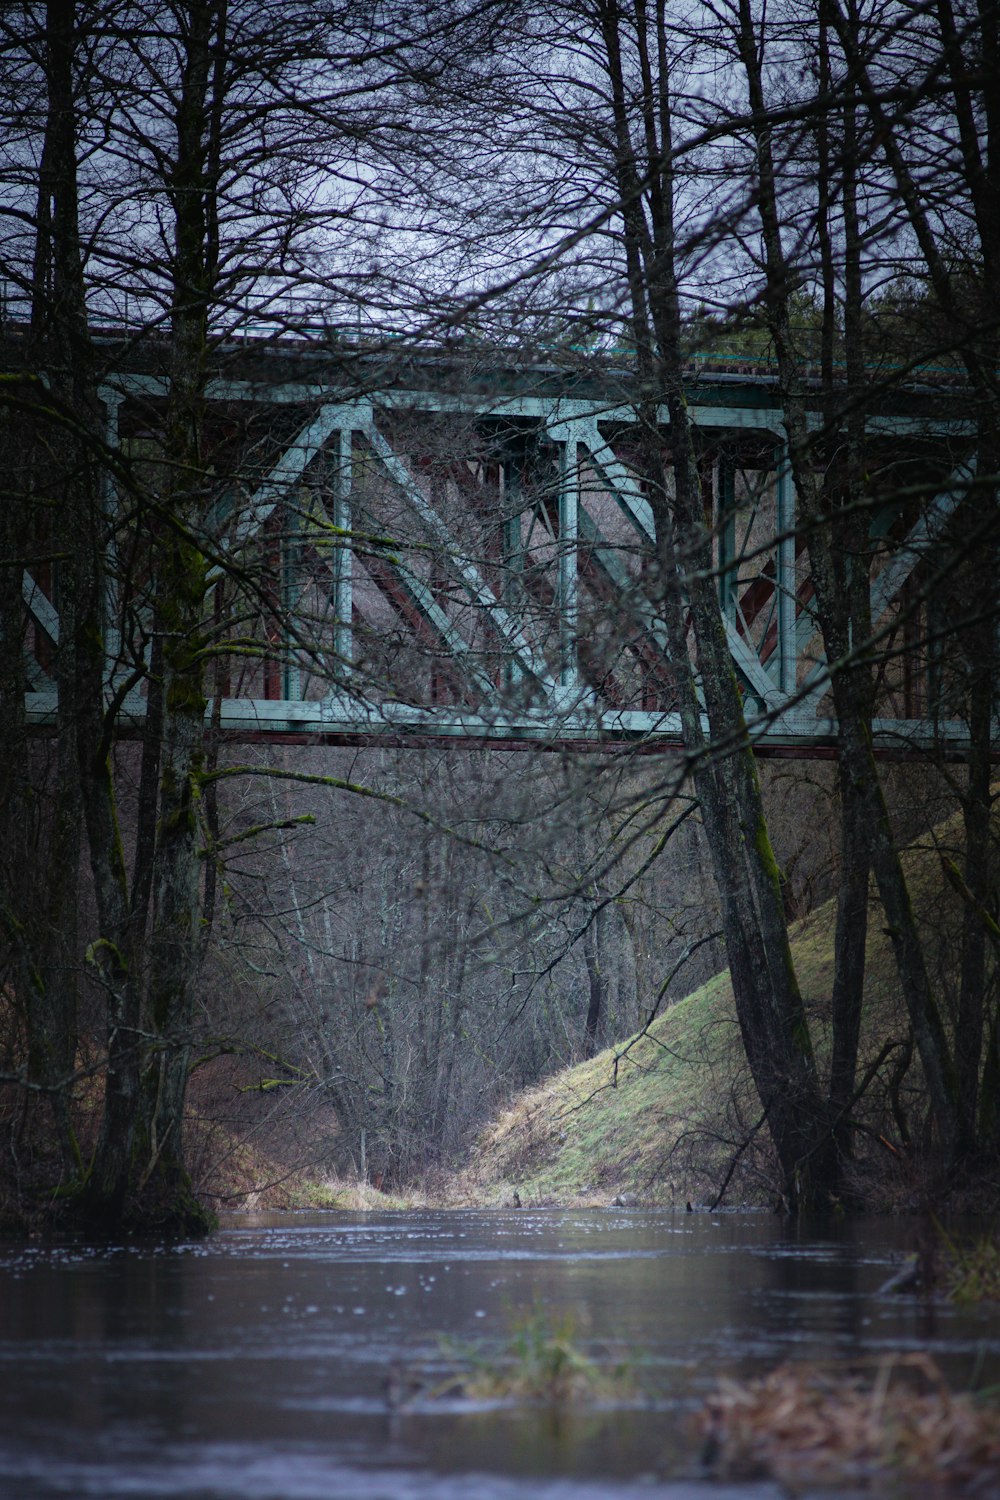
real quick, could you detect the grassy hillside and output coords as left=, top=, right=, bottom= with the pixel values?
left=446, top=818, right=979, bottom=1210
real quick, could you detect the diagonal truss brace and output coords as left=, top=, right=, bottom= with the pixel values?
left=791, top=466, right=972, bottom=721
left=21, top=571, right=58, bottom=689
left=222, top=401, right=558, bottom=706
left=363, top=551, right=499, bottom=701
left=224, top=403, right=350, bottom=557
left=362, top=419, right=559, bottom=694
left=22, top=571, right=59, bottom=644
left=207, top=402, right=498, bottom=701
left=870, top=468, right=971, bottom=627
left=559, top=419, right=784, bottom=710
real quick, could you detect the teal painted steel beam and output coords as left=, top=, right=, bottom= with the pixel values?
left=22, top=572, right=59, bottom=644
left=775, top=444, right=797, bottom=698
left=363, top=418, right=557, bottom=692
left=20, top=345, right=983, bottom=753
left=21, top=689, right=971, bottom=754
left=557, top=436, right=579, bottom=689
left=794, top=465, right=974, bottom=721
left=330, top=426, right=353, bottom=688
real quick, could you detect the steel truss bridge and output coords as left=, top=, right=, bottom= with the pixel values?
left=19, top=338, right=983, bottom=755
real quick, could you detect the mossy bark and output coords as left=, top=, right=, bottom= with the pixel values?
left=132, top=0, right=220, bottom=1231
left=735, top=0, right=969, bottom=1168
left=76, top=1, right=223, bottom=1236
left=597, top=2, right=833, bottom=1211
left=821, top=0, right=1000, bottom=1171
left=9, top=0, right=95, bottom=1185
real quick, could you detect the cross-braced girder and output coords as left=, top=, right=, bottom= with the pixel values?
left=17, top=341, right=988, bottom=756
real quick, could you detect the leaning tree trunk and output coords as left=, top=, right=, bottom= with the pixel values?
left=596, top=0, right=834, bottom=1208
left=655, top=436, right=832, bottom=1206
left=737, top=0, right=962, bottom=1163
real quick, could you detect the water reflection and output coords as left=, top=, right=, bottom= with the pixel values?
left=0, top=1210, right=996, bottom=1498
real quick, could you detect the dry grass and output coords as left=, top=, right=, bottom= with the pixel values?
left=445, top=806, right=990, bottom=1211
left=443, top=891, right=898, bottom=1208
left=697, top=1356, right=1000, bottom=1493
left=442, top=970, right=746, bottom=1208
left=189, top=1123, right=423, bottom=1211
left=281, top=1175, right=424, bottom=1211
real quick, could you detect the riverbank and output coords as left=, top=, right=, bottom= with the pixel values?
left=202, top=810, right=1000, bottom=1219
left=5, top=806, right=997, bottom=1230
left=436, top=817, right=1000, bottom=1215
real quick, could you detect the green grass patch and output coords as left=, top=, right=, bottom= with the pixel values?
left=449, top=803, right=993, bottom=1211
left=942, top=1229, right=1000, bottom=1303
left=438, top=1307, right=638, bottom=1406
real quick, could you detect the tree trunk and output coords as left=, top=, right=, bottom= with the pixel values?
left=136, top=0, right=221, bottom=1232
left=595, top=0, right=834, bottom=1209
left=736, top=0, right=962, bottom=1164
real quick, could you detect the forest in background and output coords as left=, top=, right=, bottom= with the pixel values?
left=1, top=0, right=998, bottom=1231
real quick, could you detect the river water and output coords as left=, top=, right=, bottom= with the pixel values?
left=0, top=1208, right=997, bottom=1499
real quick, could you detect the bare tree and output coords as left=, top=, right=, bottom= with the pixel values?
left=422, top=0, right=1000, bottom=1204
